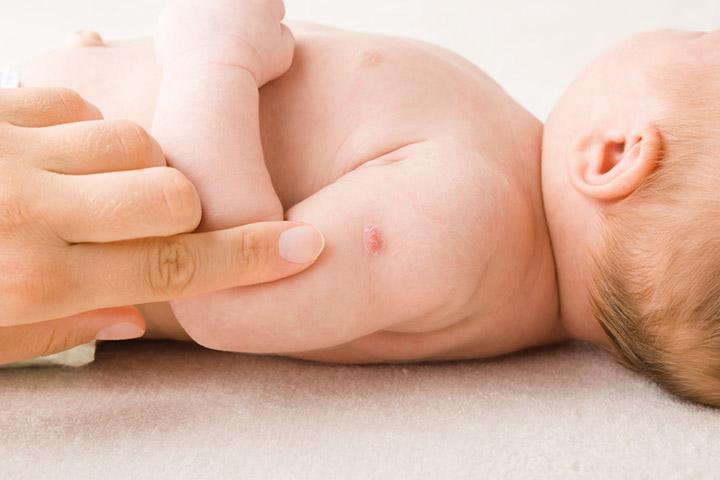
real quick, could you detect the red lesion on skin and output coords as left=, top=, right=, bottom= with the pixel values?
left=363, top=224, right=383, bottom=254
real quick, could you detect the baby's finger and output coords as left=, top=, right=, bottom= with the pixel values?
left=20, top=119, right=165, bottom=174
left=0, top=307, right=144, bottom=366
left=68, top=222, right=325, bottom=309
left=0, top=87, right=102, bottom=127
left=42, top=166, right=201, bottom=243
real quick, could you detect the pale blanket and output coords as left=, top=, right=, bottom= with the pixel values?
left=1, top=340, right=718, bottom=478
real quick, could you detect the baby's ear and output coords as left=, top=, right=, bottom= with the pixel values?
left=568, top=125, right=663, bottom=201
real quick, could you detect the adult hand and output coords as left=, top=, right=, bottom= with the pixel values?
left=0, top=87, right=324, bottom=364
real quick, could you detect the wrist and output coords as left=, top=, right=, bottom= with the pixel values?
left=159, top=44, right=263, bottom=86
left=157, top=60, right=262, bottom=108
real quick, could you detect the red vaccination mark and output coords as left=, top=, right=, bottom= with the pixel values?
left=363, top=224, right=383, bottom=254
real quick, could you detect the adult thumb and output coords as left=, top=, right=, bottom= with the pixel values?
left=0, top=306, right=145, bottom=366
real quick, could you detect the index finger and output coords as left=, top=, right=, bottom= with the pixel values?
left=65, top=222, right=325, bottom=313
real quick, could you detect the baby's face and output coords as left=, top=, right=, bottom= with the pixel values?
left=540, top=29, right=720, bottom=344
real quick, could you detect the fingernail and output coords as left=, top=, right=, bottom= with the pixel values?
left=279, top=225, right=325, bottom=264
left=96, top=323, right=144, bottom=341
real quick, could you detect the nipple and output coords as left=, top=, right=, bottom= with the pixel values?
left=363, top=224, right=384, bottom=254
left=65, top=30, right=105, bottom=47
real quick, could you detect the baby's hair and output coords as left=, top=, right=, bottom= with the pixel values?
left=588, top=83, right=720, bottom=408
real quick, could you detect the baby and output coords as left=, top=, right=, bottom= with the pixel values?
left=16, top=2, right=720, bottom=407
left=543, top=29, right=720, bottom=408
left=20, top=0, right=564, bottom=363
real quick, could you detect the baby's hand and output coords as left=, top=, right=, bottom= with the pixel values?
left=155, top=0, right=294, bottom=86
left=152, top=0, right=295, bottom=347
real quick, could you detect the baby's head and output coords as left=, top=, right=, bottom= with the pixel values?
left=542, top=30, right=720, bottom=407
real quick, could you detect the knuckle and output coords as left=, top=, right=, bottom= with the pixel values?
left=37, top=326, right=76, bottom=358
left=110, top=120, right=153, bottom=165
left=48, top=88, right=87, bottom=117
left=144, top=239, right=198, bottom=297
left=158, top=168, right=201, bottom=230
left=0, top=187, right=32, bottom=231
left=15, top=90, right=49, bottom=117
left=22, top=270, right=59, bottom=305
left=0, top=267, right=59, bottom=322
left=236, top=229, right=270, bottom=274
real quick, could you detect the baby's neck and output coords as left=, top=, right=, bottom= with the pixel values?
left=515, top=227, right=571, bottom=348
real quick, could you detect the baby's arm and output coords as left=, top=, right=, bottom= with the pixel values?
left=173, top=142, right=494, bottom=357
left=148, top=1, right=489, bottom=358
left=152, top=0, right=293, bottom=229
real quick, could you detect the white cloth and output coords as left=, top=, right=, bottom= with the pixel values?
left=0, top=66, right=19, bottom=88
left=1, top=342, right=96, bottom=368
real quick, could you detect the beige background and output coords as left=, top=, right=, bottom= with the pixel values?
left=1, top=1, right=720, bottom=478
left=1, top=0, right=718, bottom=118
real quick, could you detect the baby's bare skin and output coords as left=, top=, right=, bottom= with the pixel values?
left=20, top=23, right=568, bottom=362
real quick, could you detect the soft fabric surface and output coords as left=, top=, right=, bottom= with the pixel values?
left=1, top=342, right=95, bottom=369
left=2, top=340, right=718, bottom=479
left=1, top=1, right=720, bottom=478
